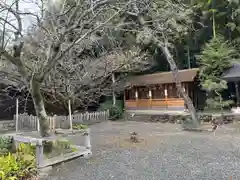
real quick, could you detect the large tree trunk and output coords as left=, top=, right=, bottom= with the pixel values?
left=31, top=79, right=50, bottom=137
left=161, top=45, right=199, bottom=128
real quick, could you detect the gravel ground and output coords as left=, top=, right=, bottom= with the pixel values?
left=44, top=121, right=240, bottom=180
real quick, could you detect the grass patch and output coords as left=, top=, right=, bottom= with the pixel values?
left=73, top=124, right=88, bottom=130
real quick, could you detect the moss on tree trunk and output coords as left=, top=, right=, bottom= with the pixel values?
left=31, top=79, right=50, bottom=137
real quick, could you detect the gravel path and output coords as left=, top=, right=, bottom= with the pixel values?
left=45, top=121, right=240, bottom=180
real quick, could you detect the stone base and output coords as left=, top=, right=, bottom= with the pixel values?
left=182, top=128, right=212, bottom=132
left=54, top=129, right=85, bottom=135
left=125, top=112, right=236, bottom=124
left=125, top=113, right=187, bottom=124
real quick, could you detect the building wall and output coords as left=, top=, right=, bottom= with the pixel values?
left=124, top=82, right=194, bottom=110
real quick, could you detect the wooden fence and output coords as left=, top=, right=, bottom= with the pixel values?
left=14, top=110, right=109, bottom=132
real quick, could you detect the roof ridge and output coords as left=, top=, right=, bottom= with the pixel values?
left=136, top=68, right=199, bottom=77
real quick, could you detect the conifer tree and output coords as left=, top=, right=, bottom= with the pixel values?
left=197, top=35, right=235, bottom=110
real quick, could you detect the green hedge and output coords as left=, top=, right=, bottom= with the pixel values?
left=0, top=136, right=13, bottom=155
left=108, top=106, right=122, bottom=120
left=98, top=99, right=124, bottom=120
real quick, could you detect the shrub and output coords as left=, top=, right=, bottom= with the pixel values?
left=0, top=148, right=36, bottom=180
left=42, top=141, right=53, bottom=154
left=109, top=106, right=122, bottom=120
left=98, top=99, right=124, bottom=111
left=0, top=136, right=13, bottom=155
left=17, top=143, right=35, bottom=155
left=54, top=139, right=71, bottom=149
left=99, top=99, right=124, bottom=120
left=73, top=124, right=88, bottom=130
left=42, top=140, right=74, bottom=155
left=44, top=139, right=75, bottom=158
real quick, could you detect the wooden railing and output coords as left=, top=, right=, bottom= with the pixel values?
left=125, top=98, right=185, bottom=109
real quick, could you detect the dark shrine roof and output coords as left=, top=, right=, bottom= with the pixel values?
left=125, top=68, right=199, bottom=86
left=222, top=64, right=240, bottom=82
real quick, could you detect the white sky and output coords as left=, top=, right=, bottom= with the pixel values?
left=19, top=0, right=40, bottom=29
left=2, top=0, right=43, bottom=32
left=0, top=0, right=43, bottom=69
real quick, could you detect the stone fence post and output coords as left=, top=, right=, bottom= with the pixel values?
left=84, top=128, right=91, bottom=149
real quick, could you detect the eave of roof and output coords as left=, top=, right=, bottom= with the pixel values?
left=222, top=64, right=240, bottom=82
left=125, top=68, right=199, bottom=87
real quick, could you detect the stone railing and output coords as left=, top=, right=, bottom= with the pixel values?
left=5, top=128, right=92, bottom=169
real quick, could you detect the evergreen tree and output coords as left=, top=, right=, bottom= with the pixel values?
left=197, top=35, right=235, bottom=110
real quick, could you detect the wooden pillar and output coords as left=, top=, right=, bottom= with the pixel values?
left=53, top=115, right=56, bottom=131
left=149, top=88, right=152, bottom=108
left=164, top=88, right=168, bottom=109
left=193, top=83, right=198, bottom=110
left=68, top=99, right=73, bottom=130
left=235, top=82, right=240, bottom=107
left=183, top=86, right=187, bottom=110
left=15, top=98, right=19, bottom=132
left=112, top=73, right=116, bottom=106
left=37, top=117, right=40, bottom=132
left=190, top=83, right=194, bottom=107
left=185, top=83, right=188, bottom=95
left=135, top=88, right=138, bottom=108
left=123, top=90, right=126, bottom=108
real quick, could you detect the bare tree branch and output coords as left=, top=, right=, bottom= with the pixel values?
left=40, top=0, right=133, bottom=81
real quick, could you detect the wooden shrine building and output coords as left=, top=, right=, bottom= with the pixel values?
left=222, top=64, right=240, bottom=107
left=124, top=68, right=203, bottom=111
